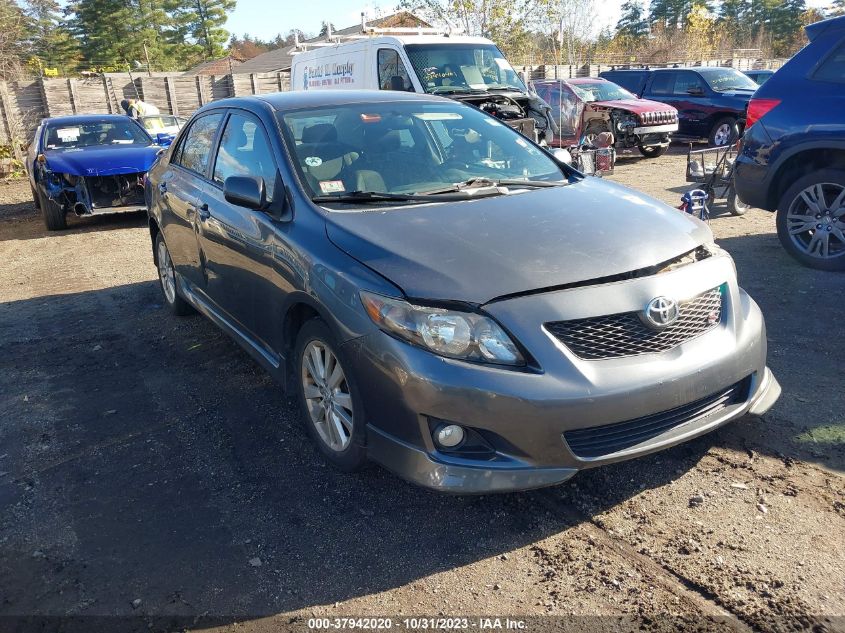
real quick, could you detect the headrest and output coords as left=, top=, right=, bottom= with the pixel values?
left=301, top=123, right=337, bottom=144
left=234, top=128, right=249, bottom=148
left=374, top=130, right=402, bottom=152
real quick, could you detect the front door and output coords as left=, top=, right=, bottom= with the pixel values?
left=195, top=111, right=283, bottom=350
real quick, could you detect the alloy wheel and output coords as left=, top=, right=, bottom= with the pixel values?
left=157, top=239, right=177, bottom=303
left=301, top=340, right=354, bottom=452
left=785, top=183, right=845, bottom=261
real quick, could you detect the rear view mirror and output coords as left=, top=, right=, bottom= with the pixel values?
left=224, top=176, right=266, bottom=210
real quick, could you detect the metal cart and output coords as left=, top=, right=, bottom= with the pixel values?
left=685, top=144, right=750, bottom=216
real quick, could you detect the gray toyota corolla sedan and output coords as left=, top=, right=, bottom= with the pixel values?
left=145, top=90, right=781, bottom=493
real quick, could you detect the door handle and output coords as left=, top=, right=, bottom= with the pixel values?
left=197, top=203, right=210, bottom=221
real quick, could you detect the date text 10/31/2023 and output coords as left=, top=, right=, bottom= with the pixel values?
left=307, top=618, right=528, bottom=630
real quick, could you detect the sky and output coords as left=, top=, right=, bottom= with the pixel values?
left=224, top=0, right=834, bottom=43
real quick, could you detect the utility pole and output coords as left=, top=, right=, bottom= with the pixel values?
left=142, top=41, right=153, bottom=77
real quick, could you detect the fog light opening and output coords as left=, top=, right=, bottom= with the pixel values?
left=434, top=424, right=465, bottom=449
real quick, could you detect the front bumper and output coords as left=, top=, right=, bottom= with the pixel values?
left=345, top=255, right=779, bottom=493
left=633, top=123, right=678, bottom=135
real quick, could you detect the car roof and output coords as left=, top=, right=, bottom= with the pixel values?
left=195, top=90, right=453, bottom=115
left=566, top=77, right=609, bottom=84
left=652, top=66, right=733, bottom=74
left=41, top=114, right=134, bottom=126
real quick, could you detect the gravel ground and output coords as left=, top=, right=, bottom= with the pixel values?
left=0, top=151, right=843, bottom=633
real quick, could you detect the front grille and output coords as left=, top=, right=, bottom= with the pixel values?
left=563, top=377, right=750, bottom=459
left=546, top=286, right=723, bottom=360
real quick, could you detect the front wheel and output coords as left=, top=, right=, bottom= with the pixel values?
left=637, top=144, right=668, bottom=158
left=775, top=169, right=845, bottom=271
left=295, top=319, right=367, bottom=472
left=709, top=117, right=737, bottom=147
left=37, top=189, right=66, bottom=231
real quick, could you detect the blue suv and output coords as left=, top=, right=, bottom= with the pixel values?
left=734, top=15, right=845, bottom=271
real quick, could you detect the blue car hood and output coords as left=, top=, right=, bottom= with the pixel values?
left=44, top=145, right=160, bottom=177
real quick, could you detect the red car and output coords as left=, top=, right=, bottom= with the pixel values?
left=532, top=77, right=679, bottom=158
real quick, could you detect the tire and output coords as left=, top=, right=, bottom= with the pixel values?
left=37, top=188, right=66, bottom=231
left=637, top=144, right=668, bottom=158
left=708, top=117, right=737, bottom=147
left=154, top=233, right=193, bottom=315
left=294, top=318, right=367, bottom=472
left=775, top=169, right=845, bottom=271
left=727, top=189, right=751, bottom=216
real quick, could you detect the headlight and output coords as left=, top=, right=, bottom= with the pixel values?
left=360, top=291, right=525, bottom=366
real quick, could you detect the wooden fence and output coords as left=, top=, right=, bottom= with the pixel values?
left=0, top=71, right=292, bottom=158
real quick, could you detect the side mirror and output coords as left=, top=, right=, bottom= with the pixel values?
left=552, top=148, right=573, bottom=165
left=687, top=86, right=704, bottom=96
left=224, top=176, right=266, bottom=210
left=155, top=133, right=173, bottom=146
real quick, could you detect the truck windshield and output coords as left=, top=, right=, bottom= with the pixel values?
left=277, top=101, right=565, bottom=204
left=404, top=44, right=526, bottom=95
left=570, top=82, right=636, bottom=102
left=701, top=68, right=758, bottom=92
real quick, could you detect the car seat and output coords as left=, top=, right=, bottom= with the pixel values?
left=298, top=123, right=360, bottom=192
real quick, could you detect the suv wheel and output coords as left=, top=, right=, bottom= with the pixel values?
left=709, top=117, right=737, bottom=147
left=295, top=318, right=367, bottom=472
left=638, top=144, right=668, bottom=158
left=155, top=233, right=193, bottom=314
left=776, top=169, right=845, bottom=271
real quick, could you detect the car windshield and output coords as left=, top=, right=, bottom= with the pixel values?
left=701, top=68, right=758, bottom=92
left=569, top=81, right=636, bottom=102
left=278, top=101, right=566, bottom=203
left=141, top=116, right=179, bottom=131
left=405, top=44, right=526, bottom=94
left=44, top=119, right=151, bottom=149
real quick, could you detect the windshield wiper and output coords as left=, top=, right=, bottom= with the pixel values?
left=311, top=190, right=476, bottom=204
left=484, top=86, right=525, bottom=92
left=428, top=87, right=487, bottom=96
left=420, top=178, right=565, bottom=195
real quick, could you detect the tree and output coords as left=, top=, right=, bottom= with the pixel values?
left=21, top=0, right=79, bottom=73
left=830, top=0, right=845, bottom=16
left=543, top=0, right=598, bottom=65
left=0, top=0, right=28, bottom=79
left=616, top=1, right=649, bottom=39
left=166, top=0, right=236, bottom=61
left=319, top=21, right=336, bottom=37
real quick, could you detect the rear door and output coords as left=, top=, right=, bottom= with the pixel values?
left=647, top=71, right=708, bottom=137
left=158, top=111, right=224, bottom=291
left=195, top=109, right=283, bottom=350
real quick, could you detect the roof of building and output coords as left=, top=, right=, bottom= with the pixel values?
left=184, top=55, right=245, bottom=76
left=233, top=11, right=430, bottom=74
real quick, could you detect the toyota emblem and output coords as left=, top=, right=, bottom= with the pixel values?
left=641, top=296, right=680, bottom=330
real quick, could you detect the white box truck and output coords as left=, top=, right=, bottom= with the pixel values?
left=290, top=20, right=557, bottom=144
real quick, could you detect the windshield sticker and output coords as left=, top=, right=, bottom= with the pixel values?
left=305, top=156, right=323, bottom=167
left=57, top=127, right=80, bottom=142
left=494, top=58, right=512, bottom=71
left=319, top=180, right=345, bottom=194
left=483, top=118, right=503, bottom=126
left=413, top=112, right=463, bottom=121
left=515, top=138, right=528, bottom=147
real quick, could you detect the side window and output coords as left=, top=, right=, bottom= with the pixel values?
left=174, top=113, right=223, bottom=176
left=814, top=40, right=845, bottom=83
left=377, top=49, right=414, bottom=92
left=673, top=71, right=705, bottom=95
left=649, top=72, right=675, bottom=95
left=213, top=113, right=277, bottom=202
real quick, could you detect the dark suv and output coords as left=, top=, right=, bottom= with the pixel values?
left=600, top=67, right=758, bottom=146
left=733, top=15, right=845, bottom=271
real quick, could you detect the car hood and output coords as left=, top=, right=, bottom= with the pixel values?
left=592, top=98, right=677, bottom=114
left=324, top=178, right=712, bottom=305
left=44, top=145, right=160, bottom=177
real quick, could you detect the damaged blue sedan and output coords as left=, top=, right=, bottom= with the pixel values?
left=26, top=114, right=163, bottom=230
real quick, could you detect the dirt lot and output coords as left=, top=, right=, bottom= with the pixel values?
left=1, top=150, right=843, bottom=633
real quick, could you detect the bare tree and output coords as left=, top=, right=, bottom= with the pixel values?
left=0, top=0, right=29, bottom=80
left=538, top=0, right=597, bottom=66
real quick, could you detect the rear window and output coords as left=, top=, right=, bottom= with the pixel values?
left=814, top=39, right=845, bottom=83
left=602, top=72, right=647, bottom=93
